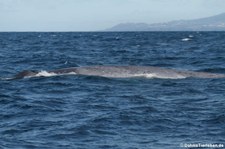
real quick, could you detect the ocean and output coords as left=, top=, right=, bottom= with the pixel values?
left=0, top=32, right=225, bottom=149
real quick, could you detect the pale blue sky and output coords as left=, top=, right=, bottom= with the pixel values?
left=0, top=0, right=225, bottom=31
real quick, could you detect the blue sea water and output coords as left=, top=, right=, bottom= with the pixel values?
left=0, top=32, right=225, bottom=149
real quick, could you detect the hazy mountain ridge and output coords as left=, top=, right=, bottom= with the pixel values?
left=106, top=13, right=225, bottom=31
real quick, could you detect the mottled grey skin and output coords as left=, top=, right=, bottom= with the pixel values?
left=71, top=66, right=225, bottom=79
left=10, top=66, right=225, bottom=80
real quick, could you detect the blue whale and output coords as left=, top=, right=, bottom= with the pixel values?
left=7, top=66, right=225, bottom=80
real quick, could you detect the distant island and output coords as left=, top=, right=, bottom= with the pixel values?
left=105, top=13, right=225, bottom=31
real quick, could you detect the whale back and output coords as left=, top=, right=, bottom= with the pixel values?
left=4, top=66, right=225, bottom=80
left=75, top=66, right=225, bottom=79
left=13, top=70, right=38, bottom=79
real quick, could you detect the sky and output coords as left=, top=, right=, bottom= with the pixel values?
left=0, top=0, right=225, bottom=31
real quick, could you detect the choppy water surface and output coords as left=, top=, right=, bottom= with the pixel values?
left=0, top=32, right=225, bottom=149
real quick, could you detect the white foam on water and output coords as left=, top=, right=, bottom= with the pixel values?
left=34, top=71, right=77, bottom=78
left=159, top=75, right=187, bottom=79
left=143, top=73, right=187, bottom=79
left=103, top=73, right=188, bottom=79
left=0, top=77, right=13, bottom=81
left=67, top=72, right=77, bottom=75
left=17, top=71, right=77, bottom=79
left=143, top=73, right=157, bottom=78
left=182, top=38, right=191, bottom=41
left=35, top=71, right=58, bottom=77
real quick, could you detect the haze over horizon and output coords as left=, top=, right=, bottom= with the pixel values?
left=1, top=0, right=225, bottom=31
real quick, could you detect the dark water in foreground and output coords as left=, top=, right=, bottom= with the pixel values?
left=0, top=32, right=225, bottom=149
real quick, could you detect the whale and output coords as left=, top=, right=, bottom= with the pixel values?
left=3, top=66, right=225, bottom=80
